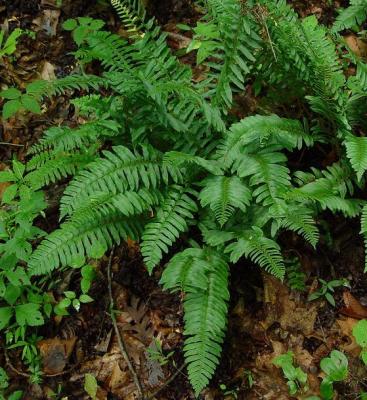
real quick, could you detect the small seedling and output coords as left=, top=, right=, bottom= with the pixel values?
left=0, top=28, right=22, bottom=58
left=308, top=278, right=350, bottom=306
left=219, top=383, right=239, bottom=399
left=272, top=351, right=308, bottom=395
left=55, top=290, right=93, bottom=315
left=146, top=337, right=174, bottom=366
left=320, top=350, right=348, bottom=400
left=352, top=319, right=367, bottom=365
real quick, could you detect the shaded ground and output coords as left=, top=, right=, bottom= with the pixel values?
left=1, top=0, right=367, bottom=399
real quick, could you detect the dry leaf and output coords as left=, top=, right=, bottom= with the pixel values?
left=38, top=336, right=77, bottom=374
left=339, top=291, right=367, bottom=319
left=40, top=61, right=56, bottom=81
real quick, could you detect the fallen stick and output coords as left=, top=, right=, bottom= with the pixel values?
left=107, top=246, right=145, bottom=399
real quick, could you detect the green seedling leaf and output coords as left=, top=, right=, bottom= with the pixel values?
left=0, top=307, right=13, bottom=330
left=79, top=294, right=93, bottom=303
left=12, top=159, right=25, bottom=179
left=84, top=373, right=98, bottom=400
left=21, top=94, right=41, bottom=114
left=320, top=350, right=348, bottom=381
left=2, top=99, right=22, bottom=119
left=62, top=18, right=78, bottom=31
left=15, top=303, right=44, bottom=326
left=0, top=171, right=16, bottom=183
left=0, top=88, right=21, bottom=99
left=353, top=319, right=367, bottom=347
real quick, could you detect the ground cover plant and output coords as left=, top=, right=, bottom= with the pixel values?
left=1, top=0, right=367, bottom=398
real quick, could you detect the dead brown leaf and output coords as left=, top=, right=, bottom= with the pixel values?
left=261, top=275, right=317, bottom=335
left=345, top=34, right=367, bottom=59
left=37, top=336, right=77, bottom=375
left=339, top=291, right=367, bottom=319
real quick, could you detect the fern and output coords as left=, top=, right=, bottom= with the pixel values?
left=332, top=0, right=367, bottom=32
left=270, top=202, right=319, bottom=248
left=60, top=145, right=183, bottom=217
left=344, top=135, right=367, bottom=181
left=199, top=175, right=251, bottom=226
left=28, top=208, right=143, bottom=275
left=110, top=0, right=146, bottom=38
left=16, top=0, right=367, bottom=395
left=141, top=186, right=198, bottom=273
left=225, top=227, right=285, bottom=279
left=361, top=204, right=367, bottom=272
left=161, top=247, right=229, bottom=395
left=233, top=148, right=291, bottom=206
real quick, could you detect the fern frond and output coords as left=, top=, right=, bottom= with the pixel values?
left=233, top=148, right=291, bottom=206
left=160, top=247, right=212, bottom=291
left=163, top=151, right=223, bottom=175
left=199, top=176, right=252, bottom=226
left=270, top=202, right=319, bottom=247
left=161, top=247, right=229, bottom=395
left=141, top=186, right=198, bottom=273
left=28, top=208, right=143, bottom=275
left=60, top=145, right=183, bottom=217
left=220, top=115, right=312, bottom=165
left=29, top=120, right=120, bottom=155
left=332, top=0, right=367, bottom=32
left=225, top=227, right=285, bottom=279
left=110, top=0, right=146, bottom=38
left=360, top=204, right=367, bottom=272
left=204, top=0, right=262, bottom=108
left=344, top=134, right=367, bottom=181
left=25, top=150, right=96, bottom=190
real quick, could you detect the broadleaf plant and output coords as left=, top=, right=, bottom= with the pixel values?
left=1, top=0, right=367, bottom=395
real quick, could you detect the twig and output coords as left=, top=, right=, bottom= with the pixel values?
left=147, top=363, right=186, bottom=400
left=107, top=246, right=145, bottom=399
left=0, top=142, right=24, bottom=147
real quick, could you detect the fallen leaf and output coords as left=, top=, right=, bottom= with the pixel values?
left=38, top=336, right=77, bottom=374
left=40, top=61, right=56, bottom=81
left=345, top=34, right=367, bottom=58
left=339, top=291, right=367, bottom=319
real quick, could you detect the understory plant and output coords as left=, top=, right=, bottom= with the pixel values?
left=1, top=0, right=367, bottom=395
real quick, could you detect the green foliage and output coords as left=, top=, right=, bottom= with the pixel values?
left=332, top=0, right=367, bottom=32
left=2, top=0, right=367, bottom=394
left=285, top=256, right=307, bottom=291
left=308, top=278, right=350, bottom=307
left=353, top=319, right=367, bottom=365
left=272, top=351, right=308, bottom=395
left=0, top=28, right=22, bottom=58
left=320, top=350, right=349, bottom=400
left=161, top=247, right=229, bottom=395
left=0, top=367, right=23, bottom=400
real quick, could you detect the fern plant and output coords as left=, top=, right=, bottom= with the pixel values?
left=2, top=0, right=367, bottom=395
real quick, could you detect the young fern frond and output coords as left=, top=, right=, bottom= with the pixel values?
left=199, top=175, right=252, bottom=226
left=59, top=146, right=183, bottom=217
left=332, top=0, right=367, bottom=32
left=225, top=227, right=285, bottom=279
left=141, top=186, right=198, bottom=273
left=161, top=247, right=229, bottom=395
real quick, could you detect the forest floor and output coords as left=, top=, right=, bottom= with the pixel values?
left=1, top=0, right=367, bottom=399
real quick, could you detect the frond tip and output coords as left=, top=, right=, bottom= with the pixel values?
left=161, top=247, right=229, bottom=395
